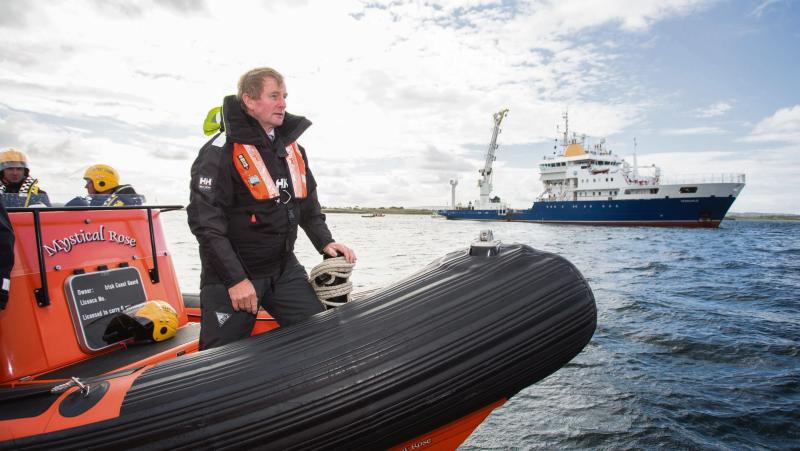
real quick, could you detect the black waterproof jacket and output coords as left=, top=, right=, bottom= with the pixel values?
left=90, top=184, right=144, bottom=206
left=0, top=197, right=14, bottom=310
left=187, top=96, right=334, bottom=288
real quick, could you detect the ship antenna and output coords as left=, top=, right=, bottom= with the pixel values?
left=633, top=137, right=639, bottom=180
left=554, top=125, right=559, bottom=152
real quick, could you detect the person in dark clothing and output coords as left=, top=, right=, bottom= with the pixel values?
left=188, top=67, right=355, bottom=350
left=0, top=196, right=14, bottom=310
left=0, top=148, right=51, bottom=207
left=82, top=164, right=144, bottom=206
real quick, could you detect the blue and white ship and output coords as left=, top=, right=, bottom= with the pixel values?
left=439, top=112, right=745, bottom=227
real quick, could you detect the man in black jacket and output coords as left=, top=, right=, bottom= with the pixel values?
left=188, top=67, right=355, bottom=350
left=0, top=196, right=14, bottom=310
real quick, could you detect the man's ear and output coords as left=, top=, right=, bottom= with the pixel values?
left=242, top=94, right=254, bottom=111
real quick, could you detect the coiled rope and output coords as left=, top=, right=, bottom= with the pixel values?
left=309, top=257, right=355, bottom=308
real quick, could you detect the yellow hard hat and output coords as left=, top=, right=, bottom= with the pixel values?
left=0, top=148, right=28, bottom=170
left=103, top=300, right=178, bottom=343
left=84, top=164, right=120, bottom=192
left=135, top=300, right=179, bottom=341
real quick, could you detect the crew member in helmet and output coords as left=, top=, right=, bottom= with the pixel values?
left=0, top=148, right=51, bottom=207
left=83, top=164, right=143, bottom=206
left=0, top=197, right=14, bottom=310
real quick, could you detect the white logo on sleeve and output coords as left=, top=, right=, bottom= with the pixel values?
left=199, top=176, right=214, bottom=190
left=216, top=311, right=231, bottom=326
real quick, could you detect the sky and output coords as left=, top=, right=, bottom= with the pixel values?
left=1, top=0, right=798, bottom=213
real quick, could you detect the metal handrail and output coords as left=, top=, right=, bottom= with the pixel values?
left=6, top=205, right=184, bottom=308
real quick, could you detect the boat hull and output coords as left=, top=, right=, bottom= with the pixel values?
left=439, top=196, right=737, bottom=227
left=1, top=243, right=596, bottom=450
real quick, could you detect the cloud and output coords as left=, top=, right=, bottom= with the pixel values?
left=0, top=0, right=752, bottom=210
left=751, top=0, right=782, bottom=18
left=155, top=0, right=208, bottom=14
left=661, top=126, right=726, bottom=136
left=694, top=101, right=733, bottom=118
left=0, top=0, right=32, bottom=28
left=743, top=105, right=800, bottom=143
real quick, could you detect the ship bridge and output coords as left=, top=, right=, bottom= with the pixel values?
left=537, top=114, right=628, bottom=202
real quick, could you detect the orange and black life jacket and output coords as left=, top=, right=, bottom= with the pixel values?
left=232, top=142, right=308, bottom=201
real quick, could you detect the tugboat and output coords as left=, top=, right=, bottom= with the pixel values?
left=0, top=199, right=596, bottom=449
left=439, top=112, right=746, bottom=227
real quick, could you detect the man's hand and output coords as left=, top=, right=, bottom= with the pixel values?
left=228, top=279, right=258, bottom=315
left=323, top=242, right=357, bottom=263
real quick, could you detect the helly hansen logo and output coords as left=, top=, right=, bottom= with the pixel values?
left=237, top=154, right=249, bottom=170
left=276, top=178, right=288, bottom=189
left=198, top=176, right=213, bottom=190
left=216, top=311, right=231, bottom=326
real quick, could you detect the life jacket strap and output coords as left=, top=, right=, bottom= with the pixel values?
left=232, top=142, right=308, bottom=201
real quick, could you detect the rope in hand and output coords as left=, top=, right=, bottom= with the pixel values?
left=309, top=256, right=355, bottom=308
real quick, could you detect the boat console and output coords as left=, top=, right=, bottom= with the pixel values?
left=0, top=205, right=192, bottom=384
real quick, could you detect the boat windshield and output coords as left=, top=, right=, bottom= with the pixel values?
left=1, top=192, right=147, bottom=209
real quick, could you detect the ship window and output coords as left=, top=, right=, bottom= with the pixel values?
left=650, top=188, right=659, bottom=194
left=625, top=189, right=631, bottom=194
left=611, top=178, right=614, bottom=181
left=679, top=186, right=698, bottom=193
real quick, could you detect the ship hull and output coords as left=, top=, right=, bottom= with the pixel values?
left=439, top=196, right=737, bottom=228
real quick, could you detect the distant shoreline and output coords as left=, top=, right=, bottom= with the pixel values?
left=322, top=207, right=435, bottom=215
left=725, top=214, right=800, bottom=221
left=322, top=207, right=799, bottom=221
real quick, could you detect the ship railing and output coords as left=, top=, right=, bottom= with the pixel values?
left=658, top=173, right=746, bottom=185
left=624, top=176, right=659, bottom=186
left=536, top=191, right=570, bottom=202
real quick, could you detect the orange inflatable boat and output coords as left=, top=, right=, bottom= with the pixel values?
left=0, top=204, right=596, bottom=449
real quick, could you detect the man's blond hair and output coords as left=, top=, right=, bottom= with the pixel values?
left=237, top=67, right=285, bottom=105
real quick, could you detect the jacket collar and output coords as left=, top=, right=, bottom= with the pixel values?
left=221, top=95, right=311, bottom=149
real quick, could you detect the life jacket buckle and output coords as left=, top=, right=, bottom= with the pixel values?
left=280, top=189, right=293, bottom=205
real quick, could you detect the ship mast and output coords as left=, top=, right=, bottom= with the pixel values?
left=477, top=108, right=509, bottom=207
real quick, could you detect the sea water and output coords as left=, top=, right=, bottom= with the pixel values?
left=161, top=212, right=800, bottom=450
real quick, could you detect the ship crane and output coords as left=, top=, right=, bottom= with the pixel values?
left=476, top=108, right=509, bottom=208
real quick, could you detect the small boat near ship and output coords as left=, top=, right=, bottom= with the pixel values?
left=0, top=201, right=596, bottom=449
left=439, top=111, right=746, bottom=227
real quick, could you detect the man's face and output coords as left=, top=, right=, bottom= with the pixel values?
left=2, top=167, right=25, bottom=184
left=84, top=178, right=98, bottom=195
left=243, top=77, right=287, bottom=132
